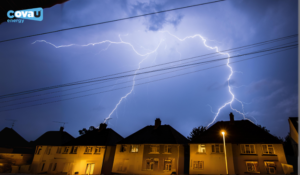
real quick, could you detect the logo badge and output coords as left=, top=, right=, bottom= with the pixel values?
left=7, top=8, right=43, bottom=22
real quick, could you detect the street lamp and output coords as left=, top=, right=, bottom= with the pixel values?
left=221, top=131, right=228, bottom=174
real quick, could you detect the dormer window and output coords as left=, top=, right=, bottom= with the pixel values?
left=85, top=146, right=93, bottom=154
left=94, top=147, right=101, bottom=154
left=164, top=145, right=171, bottom=153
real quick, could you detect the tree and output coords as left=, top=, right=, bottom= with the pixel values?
left=187, top=126, right=207, bottom=141
left=256, top=124, right=270, bottom=133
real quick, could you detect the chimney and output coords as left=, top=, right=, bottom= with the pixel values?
left=98, top=123, right=107, bottom=132
left=60, top=126, right=64, bottom=132
left=230, top=112, right=234, bottom=124
left=154, top=118, right=161, bottom=129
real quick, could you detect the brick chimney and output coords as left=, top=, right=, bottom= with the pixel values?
left=60, top=126, right=64, bottom=132
left=230, top=112, right=234, bottom=124
left=154, top=118, right=161, bottom=129
left=98, top=123, right=107, bottom=132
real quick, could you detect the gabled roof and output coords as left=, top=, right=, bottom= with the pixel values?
left=289, top=117, right=298, bottom=132
left=64, top=128, right=123, bottom=146
left=34, top=130, right=74, bottom=146
left=0, top=127, right=29, bottom=148
left=118, top=125, right=189, bottom=144
left=190, top=120, right=281, bottom=144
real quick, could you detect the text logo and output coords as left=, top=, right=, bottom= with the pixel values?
left=7, top=8, right=43, bottom=21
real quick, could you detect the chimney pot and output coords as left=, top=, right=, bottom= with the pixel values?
left=154, top=118, right=161, bottom=129
left=230, top=112, right=234, bottom=124
left=60, top=126, right=64, bottom=132
left=98, top=123, right=107, bottom=132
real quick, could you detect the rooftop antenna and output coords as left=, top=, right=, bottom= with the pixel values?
left=5, top=119, right=17, bottom=129
left=52, top=121, right=68, bottom=127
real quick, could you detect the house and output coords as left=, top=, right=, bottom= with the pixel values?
left=111, top=118, right=189, bottom=175
left=31, top=123, right=123, bottom=175
left=0, top=127, right=34, bottom=173
left=189, top=113, right=289, bottom=174
left=30, top=126, right=75, bottom=173
left=288, top=117, right=298, bottom=155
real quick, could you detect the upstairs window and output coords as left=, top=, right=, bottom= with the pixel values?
left=241, top=144, right=256, bottom=154
left=197, top=145, right=206, bottom=153
left=150, top=145, right=159, bottom=153
left=56, top=147, right=61, bottom=154
left=85, top=146, right=93, bottom=154
left=193, top=161, right=204, bottom=170
left=130, top=145, right=139, bottom=153
left=211, top=144, right=223, bottom=153
left=94, top=147, right=101, bottom=154
left=62, top=147, right=69, bottom=154
left=164, top=145, right=171, bottom=153
left=246, top=161, right=259, bottom=173
left=262, top=145, right=275, bottom=154
left=120, top=145, right=127, bottom=152
left=46, top=147, right=51, bottom=155
left=70, top=146, right=78, bottom=154
left=35, top=146, right=42, bottom=155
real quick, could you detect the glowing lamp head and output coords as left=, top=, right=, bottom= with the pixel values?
left=221, top=130, right=226, bottom=135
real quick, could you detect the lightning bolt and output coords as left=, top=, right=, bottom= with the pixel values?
left=160, top=31, right=254, bottom=128
left=32, top=36, right=164, bottom=125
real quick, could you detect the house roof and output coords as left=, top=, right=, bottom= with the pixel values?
left=118, top=125, right=189, bottom=144
left=34, top=130, right=74, bottom=146
left=289, top=117, right=298, bottom=132
left=0, top=127, right=29, bottom=148
left=64, top=128, right=123, bottom=146
left=190, top=120, right=282, bottom=144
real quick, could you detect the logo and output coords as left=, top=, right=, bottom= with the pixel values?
left=7, top=8, right=43, bottom=23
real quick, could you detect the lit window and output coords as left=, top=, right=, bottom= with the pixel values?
left=94, top=147, right=101, bottom=154
left=164, top=145, right=171, bottom=153
left=130, top=145, right=138, bottom=153
left=150, top=145, right=159, bottom=153
left=62, top=147, right=69, bottom=154
left=85, top=146, right=93, bottom=154
left=198, top=145, right=206, bottom=153
left=164, top=159, right=172, bottom=171
left=262, top=145, right=275, bottom=154
left=211, top=144, right=223, bottom=153
left=56, top=147, right=61, bottom=154
left=120, top=145, right=127, bottom=152
left=193, top=161, right=204, bottom=170
left=246, top=161, right=259, bottom=173
left=70, top=146, right=78, bottom=154
left=241, top=144, right=256, bottom=154
left=265, top=162, right=276, bottom=174
left=35, top=146, right=42, bottom=155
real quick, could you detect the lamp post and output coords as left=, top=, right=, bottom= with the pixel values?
left=222, top=131, right=228, bottom=174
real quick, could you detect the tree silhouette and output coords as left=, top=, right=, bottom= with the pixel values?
left=187, top=126, right=207, bottom=141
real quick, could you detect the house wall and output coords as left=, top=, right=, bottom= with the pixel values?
left=31, top=145, right=107, bottom=175
left=112, top=144, right=185, bottom=175
left=289, top=119, right=298, bottom=144
left=190, top=143, right=287, bottom=175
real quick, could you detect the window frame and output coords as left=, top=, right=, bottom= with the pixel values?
left=130, top=145, right=139, bottom=153
left=35, top=146, right=42, bottom=155
left=150, top=145, right=159, bottom=154
left=164, top=145, right=171, bottom=154
left=211, top=144, right=224, bottom=153
left=197, top=144, right=206, bottom=153
left=70, top=146, right=78, bottom=154
left=240, top=144, right=256, bottom=154
left=264, top=161, right=276, bottom=174
left=245, top=161, right=259, bottom=173
left=62, top=147, right=70, bottom=154
left=193, top=161, right=204, bottom=170
left=164, top=159, right=172, bottom=171
left=84, top=146, right=93, bottom=154
left=262, top=144, right=275, bottom=154
left=94, top=147, right=101, bottom=154
left=120, top=145, right=127, bottom=152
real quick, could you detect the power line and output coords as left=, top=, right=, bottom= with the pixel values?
left=0, top=0, right=224, bottom=43
left=0, top=45, right=296, bottom=112
left=0, top=34, right=297, bottom=99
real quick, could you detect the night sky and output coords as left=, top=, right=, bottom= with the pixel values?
left=0, top=0, right=298, bottom=142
